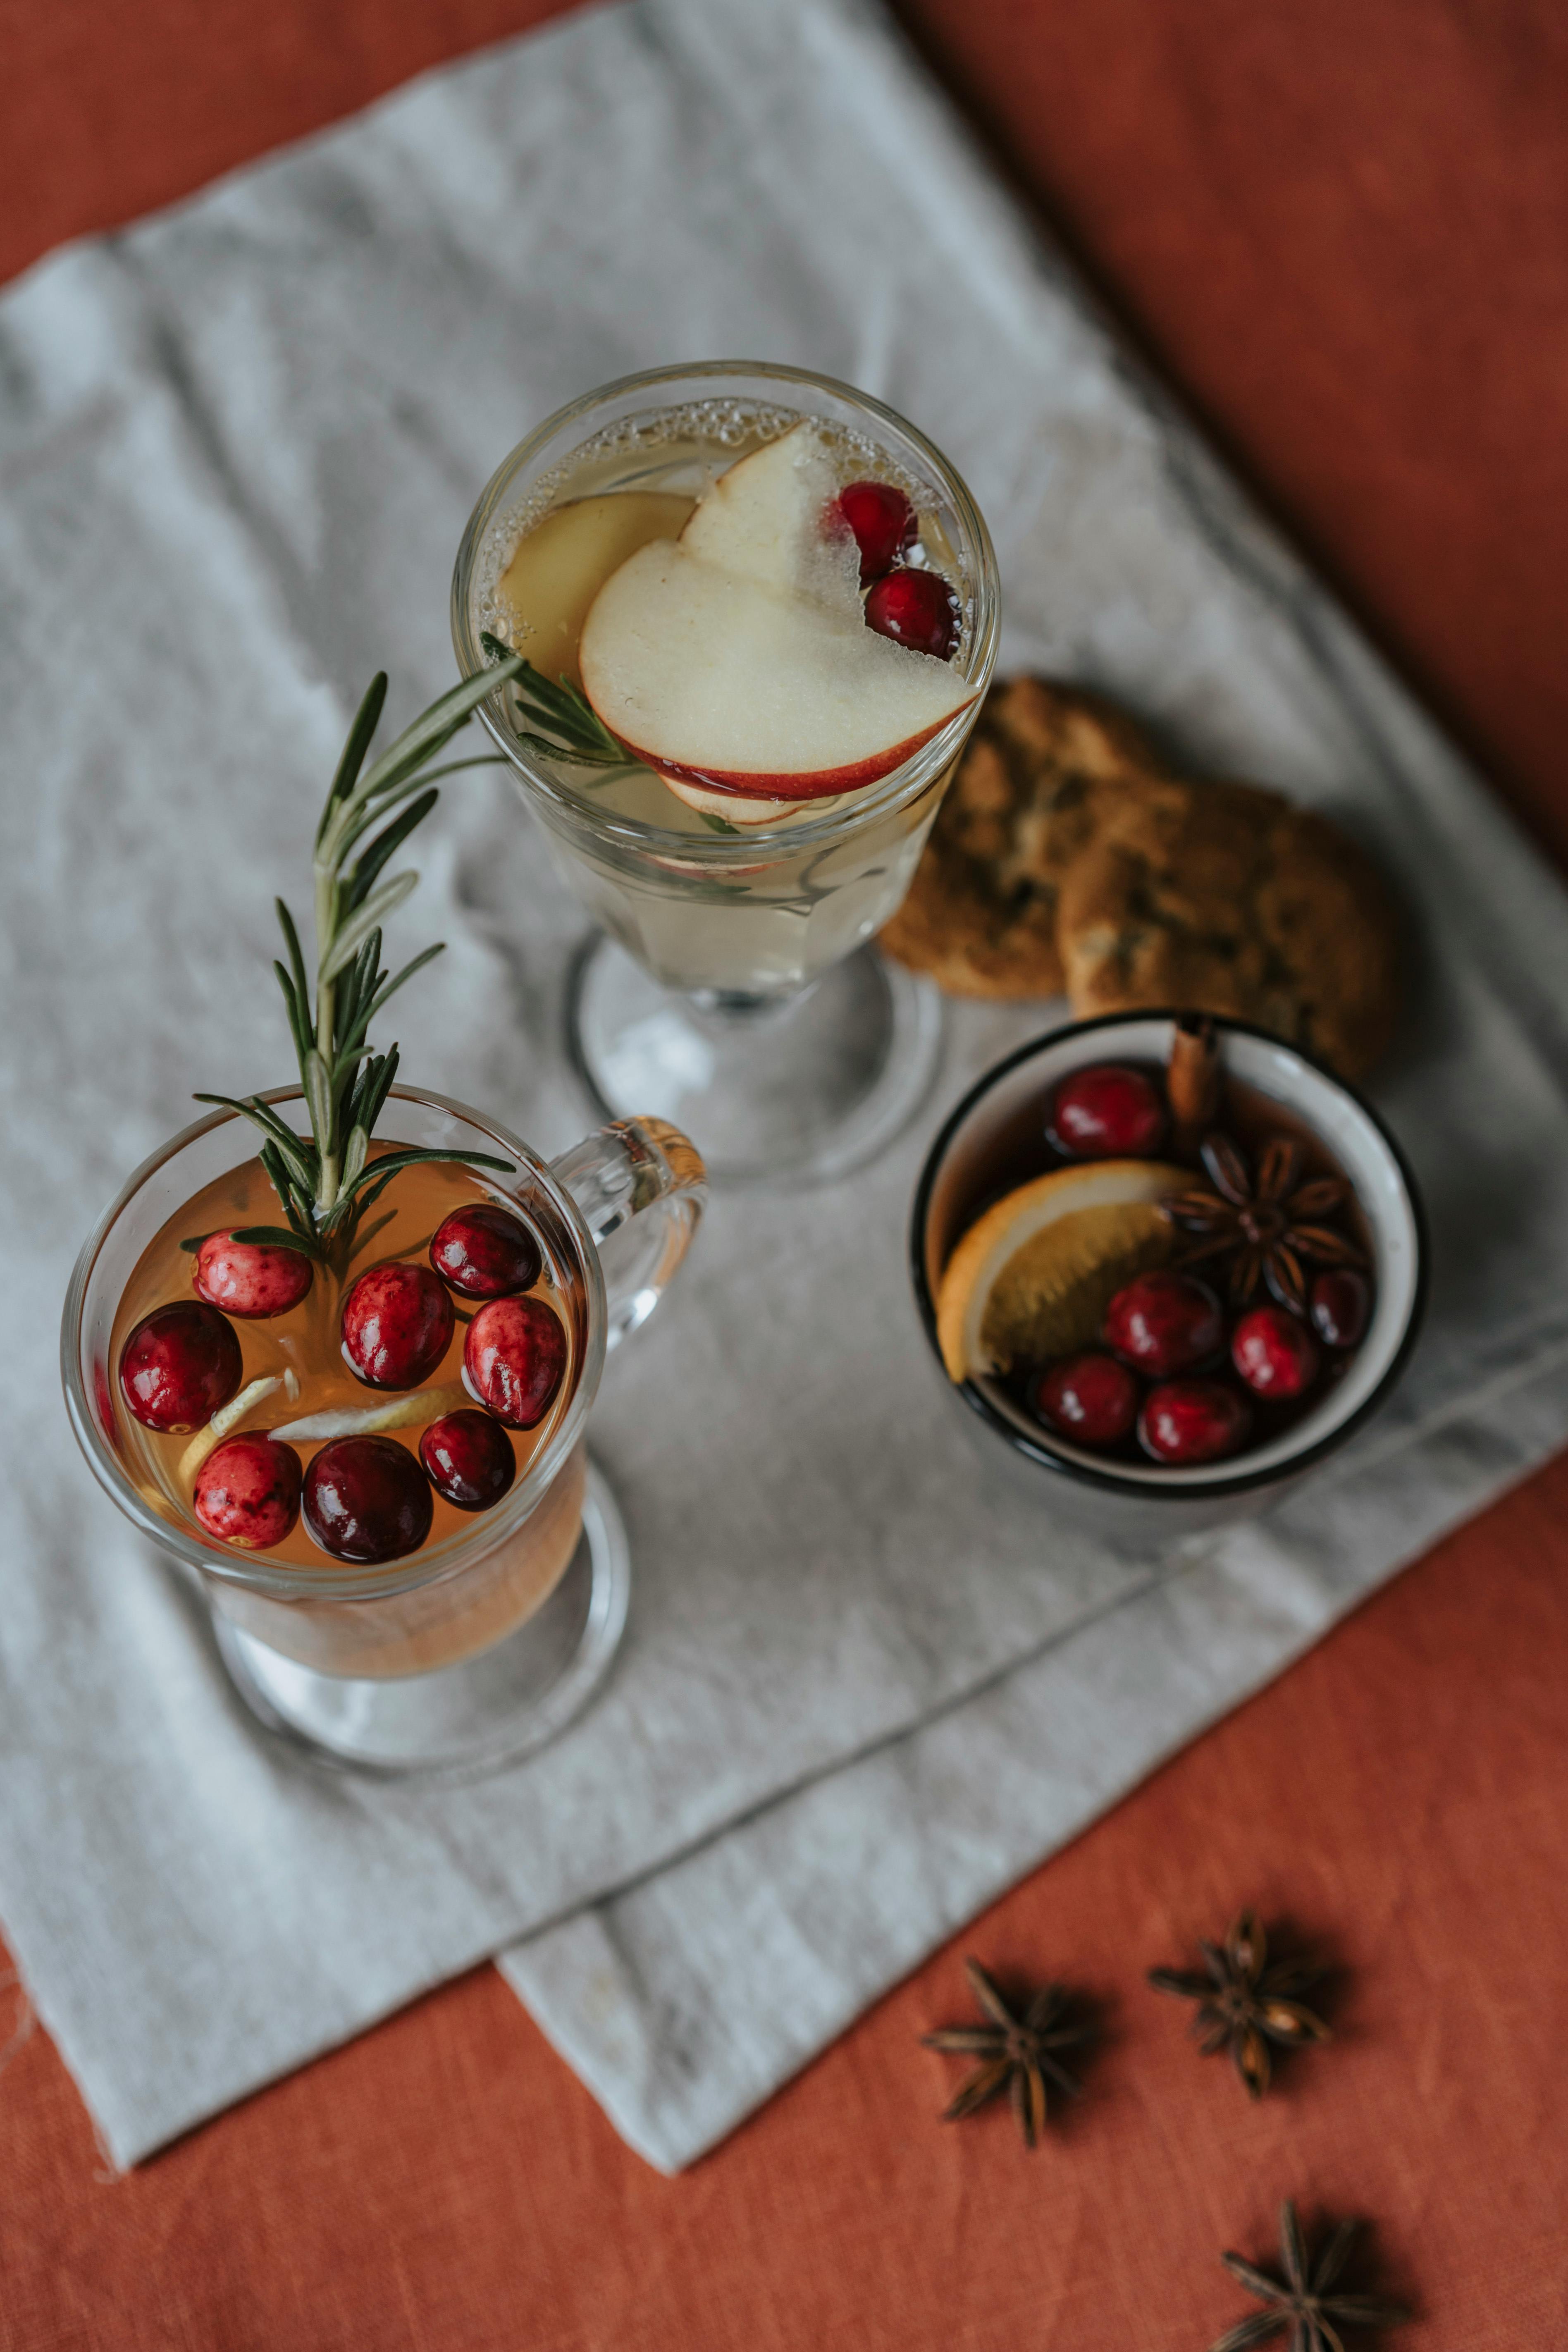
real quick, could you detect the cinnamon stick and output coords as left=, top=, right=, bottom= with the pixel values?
left=1168, top=1015, right=1222, bottom=1156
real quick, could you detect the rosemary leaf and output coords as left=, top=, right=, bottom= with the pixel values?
left=340, top=1125, right=369, bottom=1194
left=272, top=960, right=309, bottom=1062
left=407, top=755, right=509, bottom=783
left=345, top=788, right=438, bottom=913
left=303, top=1052, right=334, bottom=1151
left=513, top=730, right=644, bottom=772
left=356, top=1043, right=400, bottom=1139
left=275, top=899, right=311, bottom=1025
left=229, top=1225, right=321, bottom=1253
left=319, top=871, right=418, bottom=984
left=353, top=662, right=522, bottom=806
left=338, top=1145, right=514, bottom=1216
left=317, top=673, right=388, bottom=845
left=193, top=1093, right=317, bottom=1189
left=347, top=944, right=444, bottom=1045
left=203, top=658, right=527, bottom=1257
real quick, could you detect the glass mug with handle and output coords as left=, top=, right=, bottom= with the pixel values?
left=62, top=1089, right=704, bottom=1778
left=452, top=360, right=1001, bottom=1185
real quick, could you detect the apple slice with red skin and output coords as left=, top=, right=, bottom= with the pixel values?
left=579, top=424, right=975, bottom=821
left=652, top=774, right=803, bottom=831
left=677, top=421, right=861, bottom=604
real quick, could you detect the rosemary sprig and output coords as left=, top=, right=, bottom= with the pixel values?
left=479, top=629, right=641, bottom=771
left=193, top=661, right=531, bottom=1267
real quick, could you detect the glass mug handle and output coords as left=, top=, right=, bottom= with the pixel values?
left=550, top=1117, right=707, bottom=1350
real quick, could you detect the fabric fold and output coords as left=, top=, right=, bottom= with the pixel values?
left=2, top=0, right=1566, bottom=2172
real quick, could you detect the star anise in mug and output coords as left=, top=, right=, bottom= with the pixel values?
left=1210, top=2200, right=1409, bottom=2352
left=1162, top=1134, right=1364, bottom=1313
left=922, top=1959, right=1094, bottom=2148
left=1149, top=1908, right=1329, bottom=2098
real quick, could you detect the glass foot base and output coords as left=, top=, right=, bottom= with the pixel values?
left=566, top=934, right=944, bottom=1185
left=209, top=1463, right=630, bottom=1782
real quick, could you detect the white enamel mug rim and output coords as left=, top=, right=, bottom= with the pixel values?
left=910, top=1012, right=1428, bottom=1497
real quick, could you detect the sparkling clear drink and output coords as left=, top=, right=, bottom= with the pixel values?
left=470, top=401, right=974, bottom=998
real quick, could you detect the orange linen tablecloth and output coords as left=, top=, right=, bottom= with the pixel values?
left=2, top=4, right=1565, bottom=2345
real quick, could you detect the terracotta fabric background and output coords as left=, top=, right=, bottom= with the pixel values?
left=2, top=2, right=1566, bottom=2343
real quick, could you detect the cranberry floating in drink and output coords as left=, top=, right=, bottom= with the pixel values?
left=1048, top=1065, right=1168, bottom=1161
left=194, top=1435, right=303, bottom=1550
left=1030, top=1352, right=1138, bottom=1446
left=1311, top=1269, right=1370, bottom=1350
left=304, top=1435, right=434, bottom=1564
left=192, top=1230, right=314, bottom=1318
left=1138, top=1380, right=1253, bottom=1466
left=464, top=1296, right=568, bottom=1430
left=863, top=566, right=961, bottom=660
left=1231, top=1305, right=1319, bottom=1400
left=834, top=479, right=917, bottom=584
left=430, top=1203, right=543, bottom=1300
left=341, top=1262, right=456, bottom=1390
left=119, top=1302, right=243, bottom=1432
left=420, top=1410, right=518, bottom=1512
left=1103, top=1271, right=1225, bottom=1380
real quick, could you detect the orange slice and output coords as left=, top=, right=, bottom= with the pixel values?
left=936, top=1160, right=1188, bottom=1382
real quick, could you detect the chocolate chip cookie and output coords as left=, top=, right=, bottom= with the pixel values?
left=879, top=674, right=1401, bottom=1080
left=1053, top=771, right=1401, bottom=1080
left=878, top=677, right=1167, bottom=999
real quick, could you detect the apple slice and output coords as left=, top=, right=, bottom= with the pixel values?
left=678, top=421, right=861, bottom=608
left=578, top=425, right=975, bottom=813
left=655, top=774, right=802, bottom=831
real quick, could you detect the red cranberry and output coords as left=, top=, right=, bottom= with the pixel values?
left=1138, top=1380, right=1253, bottom=1466
left=193, top=1230, right=314, bottom=1318
left=194, top=1435, right=303, bottom=1550
left=1311, top=1269, right=1371, bottom=1350
left=463, top=1296, right=568, bottom=1430
left=119, top=1302, right=243, bottom=1432
left=1232, top=1304, right=1320, bottom=1400
left=1103, top=1272, right=1224, bottom=1379
left=1031, top=1352, right=1140, bottom=1447
left=832, top=480, right=917, bottom=585
left=1048, top=1065, right=1167, bottom=1159
left=303, top=1435, right=433, bottom=1563
left=340, top=1262, right=454, bottom=1390
left=429, top=1203, right=542, bottom=1300
left=864, top=566, right=959, bottom=659
left=420, top=1409, right=517, bottom=1512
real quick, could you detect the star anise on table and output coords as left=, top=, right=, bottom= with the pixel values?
left=921, top=1959, right=1094, bottom=2148
left=1161, top=1133, right=1365, bottom=1313
left=1148, top=1908, right=1329, bottom=2098
left=1210, top=2200, right=1409, bottom=2352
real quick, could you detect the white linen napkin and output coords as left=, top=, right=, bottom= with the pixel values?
left=3, top=0, right=1568, bottom=2173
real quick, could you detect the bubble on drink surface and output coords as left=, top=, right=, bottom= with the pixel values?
left=470, top=397, right=950, bottom=660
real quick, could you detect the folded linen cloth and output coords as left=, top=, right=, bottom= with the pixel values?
left=3, top=0, right=1568, bottom=2175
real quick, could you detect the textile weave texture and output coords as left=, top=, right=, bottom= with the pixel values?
left=2, top=0, right=1568, bottom=2180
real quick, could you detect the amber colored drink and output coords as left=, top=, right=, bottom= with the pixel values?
left=110, top=1149, right=587, bottom=1678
